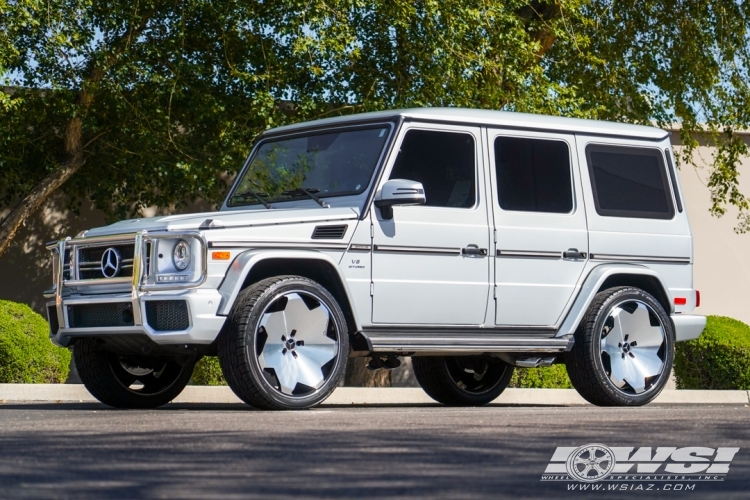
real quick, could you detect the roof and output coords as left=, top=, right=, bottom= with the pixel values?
left=264, top=107, right=670, bottom=141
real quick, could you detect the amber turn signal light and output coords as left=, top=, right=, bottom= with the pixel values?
left=212, top=251, right=231, bottom=260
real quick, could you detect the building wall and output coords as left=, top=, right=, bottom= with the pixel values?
left=673, top=132, right=750, bottom=324
left=1, top=132, right=749, bottom=324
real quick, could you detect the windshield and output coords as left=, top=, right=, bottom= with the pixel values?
left=228, top=125, right=391, bottom=207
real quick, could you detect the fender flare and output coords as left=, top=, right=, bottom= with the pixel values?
left=556, top=263, right=673, bottom=337
left=216, top=249, right=361, bottom=330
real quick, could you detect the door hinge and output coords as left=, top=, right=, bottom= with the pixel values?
left=493, top=229, right=497, bottom=244
left=370, top=223, right=374, bottom=238
left=493, top=285, right=497, bottom=299
left=370, top=282, right=374, bottom=296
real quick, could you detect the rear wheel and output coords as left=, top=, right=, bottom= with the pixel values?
left=218, top=275, right=349, bottom=410
left=412, top=356, right=514, bottom=406
left=566, top=286, right=674, bottom=406
left=74, top=338, right=194, bottom=408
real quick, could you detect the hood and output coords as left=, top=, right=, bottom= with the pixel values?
left=83, top=206, right=361, bottom=238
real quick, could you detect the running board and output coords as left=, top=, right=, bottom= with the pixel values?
left=358, top=330, right=573, bottom=354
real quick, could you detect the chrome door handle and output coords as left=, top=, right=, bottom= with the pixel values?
left=563, top=248, right=587, bottom=260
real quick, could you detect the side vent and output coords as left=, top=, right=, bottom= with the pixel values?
left=311, top=224, right=348, bottom=240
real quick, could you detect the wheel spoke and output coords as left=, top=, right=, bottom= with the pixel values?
left=628, top=346, right=664, bottom=393
left=601, top=312, right=625, bottom=352
left=608, top=351, right=629, bottom=390
left=280, top=293, right=332, bottom=345
left=259, top=348, right=297, bottom=394
left=261, top=307, right=288, bottom=340
left=617, top=303, right=664, bottom=347
left=296, top=344, right=337, bottom=368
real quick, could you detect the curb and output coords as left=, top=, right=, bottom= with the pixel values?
left=1, top=385, right=749, bottom=405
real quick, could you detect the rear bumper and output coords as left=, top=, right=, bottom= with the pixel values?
left=46, top=289, right=226, bottom=347
left=672, top=314, right=706, bottom=342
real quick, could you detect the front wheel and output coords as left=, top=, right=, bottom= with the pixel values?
left=566, top=286, right=674, bottom=406
left=218, top=276, right=349, bottom=410
left=412, top=356, right=514, bottom=406
left=74, top=338, right=194, bottom=409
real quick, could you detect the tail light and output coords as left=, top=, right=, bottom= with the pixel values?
left=696, top=290, right=701, bottom=308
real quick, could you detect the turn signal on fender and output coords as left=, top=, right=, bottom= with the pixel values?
left=212, top=251, right=231, bottom=260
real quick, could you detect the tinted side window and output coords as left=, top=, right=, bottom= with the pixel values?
left=494, top=136, right=573, bottom=213
left=586, top=145, right=674, bottom=219
left=389, top=130, right=475, bottom=208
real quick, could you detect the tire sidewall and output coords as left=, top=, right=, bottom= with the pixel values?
left=238, top=278, right=349, bottom=409
left=588, top=288, right=674, bottom=405
left=413, top=356, right=514, bottom=406
left=74, top=339, right=195, bottom=409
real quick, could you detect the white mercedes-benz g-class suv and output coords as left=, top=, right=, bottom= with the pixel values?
left=45, top=108, right=705, bottom=410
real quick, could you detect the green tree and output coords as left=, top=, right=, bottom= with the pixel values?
left=2, top=0, right=750, bottom=259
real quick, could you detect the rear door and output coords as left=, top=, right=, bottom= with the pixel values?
left=488, top=129, right=589, bottom=327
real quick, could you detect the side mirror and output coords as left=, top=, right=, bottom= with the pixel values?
left=374, top=179, right=426, bottom=220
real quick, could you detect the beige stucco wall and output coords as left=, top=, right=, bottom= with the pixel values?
left=673, top=133, right=750, bottom=324
left=1, top=132, right=749, bottom=324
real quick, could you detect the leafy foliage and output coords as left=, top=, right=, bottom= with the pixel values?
left=674, top=315, right=750, bottom=390
left=509, top=363, right=573, bottom=389
left=1, top=0, right=750, bottom=235
left=0, top=300, right=71, bottom=383
left=191, top=356, right=226, bottom=386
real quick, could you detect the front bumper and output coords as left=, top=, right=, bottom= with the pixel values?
left=46, top=289, right=226, bottom=347
left=672, top=314, right=706, bottom=342
left=46, top=231, right=225, bottom=347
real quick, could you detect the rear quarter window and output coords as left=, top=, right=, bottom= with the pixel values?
left=585, top=144, right=675, bottom=220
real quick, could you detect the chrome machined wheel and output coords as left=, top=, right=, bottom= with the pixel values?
left=256, top=291, right=338, bottom=396
left=566, top=286, right=675, bottom=407
left=599, top=300, right=667, bottom=395
left=219, top=276, right=349, bottom=410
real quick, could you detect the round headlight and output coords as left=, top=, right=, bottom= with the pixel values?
left=172, top=240, right=191, bottom=271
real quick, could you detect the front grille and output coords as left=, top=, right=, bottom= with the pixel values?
left=145, top=301, right=190, bottom=331
left=77, top=243, right=135, bottom=280
left=68, top=303, right=134, bottom=328
left=311, top=224, right=348, bottom=239
left=47, top=306, right=59, bottom=335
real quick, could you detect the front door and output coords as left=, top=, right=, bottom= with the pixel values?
left=371, top=124, right=491, bottom=325
left=488, top=129, right=589, bottom=327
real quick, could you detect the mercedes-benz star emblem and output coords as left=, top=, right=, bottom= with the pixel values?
left=100, top=247, right=122, bottom=278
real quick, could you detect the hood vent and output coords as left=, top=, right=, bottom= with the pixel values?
left=311, top=224, right=348, bottom=240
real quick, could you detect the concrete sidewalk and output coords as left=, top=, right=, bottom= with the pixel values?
left=1, top=384, right=749, bottom=405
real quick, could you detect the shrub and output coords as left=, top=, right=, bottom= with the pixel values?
left=191, top=356, right=226, bottom=385
left=674, top=315, right=750, bottom=390
left=0, top=300, right=71, bottom=383
left=509, top=363, right=572, bottom=389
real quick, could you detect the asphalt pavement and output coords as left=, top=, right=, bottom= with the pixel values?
left=0, top=403, right=748, bottom=499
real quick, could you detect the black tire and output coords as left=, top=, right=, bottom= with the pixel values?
left=74, top=338, right=194, bottom=409
left=412, top=356, right=514, bottom=406
left=566, top=286, right=674, bottom=406
left=218, top=275, right=349, bottom=410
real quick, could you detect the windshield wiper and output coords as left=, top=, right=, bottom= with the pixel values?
left=281, top=188, right=329, bottom=208
left=232, top=191, right=273, bottom=209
